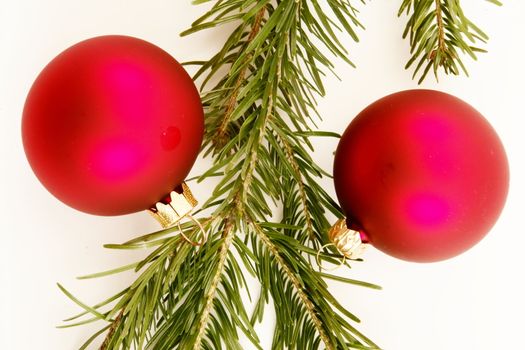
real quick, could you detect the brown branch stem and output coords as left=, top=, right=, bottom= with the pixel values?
left=100, top=309, right=123, bottom=350
left=434, top=0, right=446, bottom=53
left=250, top=220, right=334, bottom=350
left=193, top=219, right=235, bottom=350
left=213, top=8, right=266, bottom=149
left=275, top=132, right=315, bottom=240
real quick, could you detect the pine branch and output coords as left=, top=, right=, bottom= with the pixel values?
left=100, top=310, right=123, bottom=350
left=247, top=220, right=380, bottom=349
left=275, top=131, right=315, bottom=241
left=193, top=219, right=234, bottom=349
left=60, top=1, right=383, bottom=349
left=214, top=8, right=266, bottom=150
left=249, top=219, right=333, bottom=349
left=399, top=0, right=502, bottom=83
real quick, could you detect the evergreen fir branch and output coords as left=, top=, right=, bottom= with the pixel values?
left=399, top=0, right=502, bottom=83
left=101, top=310, right=124, bottom=350
left=61, top=1, right=384, bottom=349
left=144, top=221, right=259, bottom=350
left=248, top=220, right=380, bottom=349
left=213, top=8, right=266, bottom=151
left=249, top=220, right=333, bottom=349
left=193, top=220, right=235, bottom=349
left=276, top=131, right=316, bottom=241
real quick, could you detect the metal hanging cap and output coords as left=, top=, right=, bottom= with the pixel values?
left=148, top=182, right=198, bottom=229
left=316, top=218, right=368, bottom=271
left=328, top=218, right=368, bottom=260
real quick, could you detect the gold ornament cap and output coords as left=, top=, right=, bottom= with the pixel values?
left=148, top=182, right=198, bottom=228
left=328, top=218, right=368, bottom=260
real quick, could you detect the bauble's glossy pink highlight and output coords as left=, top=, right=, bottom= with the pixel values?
left=333, top=90, right=509, bottom=262
left=22, top=35, right=204, bottom=216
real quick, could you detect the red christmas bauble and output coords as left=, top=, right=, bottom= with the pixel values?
left=22, top=35, right=204, bottom=216
left=333, top=90, right=509, bottom=262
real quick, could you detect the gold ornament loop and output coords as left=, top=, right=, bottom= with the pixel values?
left=316, top=243, right=347, bottom=271
left=148, top=182, right=207, bottom=246
left=176, top=214, right=208, bottom=247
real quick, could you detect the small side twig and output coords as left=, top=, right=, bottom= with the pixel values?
left=100, top=309, right=124, bottom=350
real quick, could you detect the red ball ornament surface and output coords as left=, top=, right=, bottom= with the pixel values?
left=22, top=35, right=204, bottom=216
left=333, top=90, right=509, bottom=262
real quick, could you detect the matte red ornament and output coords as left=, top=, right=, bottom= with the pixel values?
left=333, top=90, right=509, bottom=262
left=22, top=35, right=204, bottom=216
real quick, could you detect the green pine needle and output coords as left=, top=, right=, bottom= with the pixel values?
left=60, top=1, right=377, bottom=349
left=58, top=1, right=498, bottom=349
left=400, top=0, right=501, bottom=83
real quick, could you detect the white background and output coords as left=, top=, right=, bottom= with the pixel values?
left=1, top=1, right=524, bottom=349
